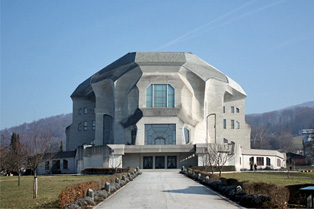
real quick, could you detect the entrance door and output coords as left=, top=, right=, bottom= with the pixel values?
left=155, top=156, right=165, bottom=169
left=143, top=156, right=153, bottom=169
left=167, top=156, right=177, bottom=169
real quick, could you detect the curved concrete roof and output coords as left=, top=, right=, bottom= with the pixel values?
left=71, top=52, right=245, bottom=97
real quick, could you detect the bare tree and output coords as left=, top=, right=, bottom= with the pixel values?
left=5, top=133, right=28, bottom=186
left=208, top=143, right=234, bottom=177
left=109, top=151, right=122, bottom=173
left=26, top=129, right=53, bottom=198
left=200, top=146, right=216, bottom=174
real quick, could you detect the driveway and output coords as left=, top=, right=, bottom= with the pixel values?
left=94, top=171, right=241, bottom=209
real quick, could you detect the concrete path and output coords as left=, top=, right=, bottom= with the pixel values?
left=94, top=171, right=241, bottom=209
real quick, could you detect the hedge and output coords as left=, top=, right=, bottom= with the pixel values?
left=191, top=165, right=236, bottom=172
left=81, top=167, right=133, bottom=175
left=58, top=172, right=130, bottom=208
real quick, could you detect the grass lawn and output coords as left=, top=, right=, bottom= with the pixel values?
left=0, top=175, right=109, bottom=208
left=221, top=172, right=314, bottom=186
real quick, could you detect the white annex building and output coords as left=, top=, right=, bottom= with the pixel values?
left=39, top=52, right=286, bottom=174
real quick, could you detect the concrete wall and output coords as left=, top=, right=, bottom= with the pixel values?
left=38, top=157, right=76, bottom=175
left=66, top=96, right=96, bottom=151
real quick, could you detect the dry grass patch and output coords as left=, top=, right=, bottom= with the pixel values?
left=0, top=175, right=109, bottom=208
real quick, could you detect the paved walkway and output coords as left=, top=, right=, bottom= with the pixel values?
left=94, top=171, right=241, bottom=209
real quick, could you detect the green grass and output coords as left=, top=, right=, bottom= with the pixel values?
left=221, top=172, right=314, bottom=186
left=0, top=175, right=109, bottom=208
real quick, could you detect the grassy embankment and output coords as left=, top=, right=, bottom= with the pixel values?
left=221, top=172, right=314, bottom=186
left=0, top=175, right=109, bottom=208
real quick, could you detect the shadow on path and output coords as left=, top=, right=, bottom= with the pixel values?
left=163, top=186, right=215, bottom=195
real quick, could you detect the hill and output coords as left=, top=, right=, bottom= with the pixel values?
left=0, top=114, right=72, bottom=151
left=246, top=101, right=314, bottom=151
left=1, top=101, right=313, bottom=152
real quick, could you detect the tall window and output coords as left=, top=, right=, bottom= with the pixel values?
left=84, top=107, right=88, bottom=114
left=78, top=108, right=82, bottom=114
left=92, top=120, right=96, bottom=130
left=266, top=157, right=271, bottom=166
left=184, top=128, right=190, bottom=144
left=231, top=120, right=234, bottom=129
left=146, top=84, right=174, bottom=108
left=223, top=106, right=225, bottom=113
left=236, top=108, right=240, bottom=113
left=231, top=106, right=234, bottom=113
left=45, top=161, right=49, bottom=170
left=63, top=160, right=68, bottom=169
left=78, top=122, right=82, bottom=131
left=83, top=121, right=87, bottom=131
left=223, top=119, right=226, bottom=129
left=236, top=121, right=240, bottom=129
left=257, top=157, right=264, bottom=166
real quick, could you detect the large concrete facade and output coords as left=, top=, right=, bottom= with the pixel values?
left=65, top=52, right=285, bottom=172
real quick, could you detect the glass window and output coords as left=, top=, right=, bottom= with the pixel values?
left=167, top=85, right=174, bottom=107
left=257, top=157, right=264, bottom=166
left=223, top=119, right=226, bottom=129
left=131, top=128, right=137, bottom=145
left=146, top=84, right=174, bottom=108
left=92, top=120, right=96, bottom=130
left=231, top=106, right=234, bottom=113
left=84, top=107, right=88, bottom=114
left=184, top=128, right=190, bottom=144
left=78, top=122, right=82, bottom=131
left=93, top=107, right=96, bottom=114
left=146, top=85, right=152, bottom=107
left=236, top=121, right=240, bottom=129
left=83, top=121, right=87, bottom=131
left=78, top=109, right=82, bottom=114
left=266, top=157, right=271, bottom=166
left=231, top=120, right=234, bottom=129
left=63, top=160, right=68, bottom=169
left=224, top=138, right=228, bottom=143
left=145, top=124, right=176, bottom=145
left=223, top=106, right=225, bottom=113
left=45, top=161, right=49, bottom=170
left=277, top=159, right=281, bottom=167
left=236, top=108, right=240, bottom=113
left=154, top=84, right=167, bottom=107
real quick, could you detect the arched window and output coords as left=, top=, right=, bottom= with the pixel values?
left=184, top=128, right=190, bottom=144
left=146, top=84, right=174, bottom=108
left=154, top=137, right=166, bottom=145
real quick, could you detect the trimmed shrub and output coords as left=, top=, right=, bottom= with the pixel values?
left=192, top=170, right=219, bottom=181
left=81, top=167, right=133, bottom=175
left=192, top=165, right=236, bottom=172
left=242, top=182, right=289, bottom=208
left=59, top=181, right=98, bottom=208
left=59, top=171, right=136, bottom=208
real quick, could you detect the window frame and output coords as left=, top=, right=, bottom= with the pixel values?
left=83, top=121, right=87, bottom=131
left=231, top=120, right=235, bottom=129
left=146, top=84, right=175, bottom=108
left=257, top=157, right=264, bottom=166
left=92, top=120, right=96, bottom=131
left=231, top=106, right=235, bottom=113
left=63, top=159, right=68, bottom=169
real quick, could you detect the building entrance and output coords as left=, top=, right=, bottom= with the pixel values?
left=143, top=156, right=153, bottom=169
left=155, top=156, right=165, bottom=169
left=167, top=156, right=177, bottom=169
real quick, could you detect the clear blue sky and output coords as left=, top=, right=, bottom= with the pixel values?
left=1, top=0, right=314, bottom=129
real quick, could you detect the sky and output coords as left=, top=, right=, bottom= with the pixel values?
left=1, top=0, right=314, bottom=130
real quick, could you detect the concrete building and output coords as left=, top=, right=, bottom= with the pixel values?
left=62, top=52, right=285, bottom=173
